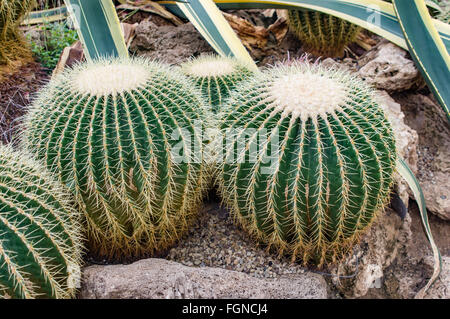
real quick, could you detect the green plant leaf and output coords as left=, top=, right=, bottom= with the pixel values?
left=174, top=0, right=258, bottom=71
left=393, top=0, right=449, bottom=123
left=396, top=158, right=442, bottom=299
left=23, top=6, right=69, bottom=25
left=63, top=0, right=128, bottom=60
left=161, top=0, right=450, bottom=53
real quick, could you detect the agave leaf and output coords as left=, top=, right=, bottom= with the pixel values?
left=393, top=0, right=449, bottom=122
left=160, top=0, right=450, bottom=52
left=175, top=0, right=258, bottom=70
left=64, top=0, right=128, bottom=60
left=396, top=158, right=442, bottom=299
left=22, top=6, right=68, bottom=25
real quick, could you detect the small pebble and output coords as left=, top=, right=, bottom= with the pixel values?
left=167, top=203, right=307, bottom=279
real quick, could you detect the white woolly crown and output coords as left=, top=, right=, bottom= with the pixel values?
left=269, top=72, right=347, bottom=120
left=75, top=63, right=150, bottom=96
left=182, top=55, right=243, bottom=77
left=244, top=62, right=372, bottom=121
left=49, top=58, right=185, bottom=97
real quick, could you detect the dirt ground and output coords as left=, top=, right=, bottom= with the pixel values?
left=0, top=61, right=49, bottom=145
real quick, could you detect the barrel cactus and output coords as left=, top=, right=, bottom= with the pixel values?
left=218, top=62, right=397, bottom=265
left=0, top=145, right=82, bottom=299
left=287, top=9, right=361, bottom=57
left=180, top=55, right=254, bottom=112
left=0, top=0, right=34, bottom=66
left=23, top=58, right=209, bottom=259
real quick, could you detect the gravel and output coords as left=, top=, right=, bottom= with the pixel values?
left=167, top=199, right=312, bottom=279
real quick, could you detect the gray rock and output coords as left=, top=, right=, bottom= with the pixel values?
left=81, top=258, right=327, bottom=299
left=376, top=91, right=419, bottom=206
left=423, top=256, right=450, bottom=299
left=358, top=41, right=424, bottom=92
left=395, top=93, right=450, bottom=220
left=130, top=20, right=213, bottom=65
left=330, top=208, right=409, bottom=298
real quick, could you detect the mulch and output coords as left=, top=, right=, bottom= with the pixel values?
left=0, top=61, right=49, bottom=145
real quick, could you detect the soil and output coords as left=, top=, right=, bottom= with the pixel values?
left=0, top=61, right=49, bottom=145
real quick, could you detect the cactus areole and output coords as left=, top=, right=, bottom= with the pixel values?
left=24, top=58, right=208, bottom=259
left=218, top=62, right=397, bottom=265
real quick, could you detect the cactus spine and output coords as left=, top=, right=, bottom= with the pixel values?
left=0, top=145, right=82, bottom=299
left=0, top=0, right=34, bottom=67
left=181, top=55, right=254, bottom=112
left=218, top=62, right=397, bottom=265
left=287, top=9, right=361, bottom=57
left=23, top=58, right=209, bottom=259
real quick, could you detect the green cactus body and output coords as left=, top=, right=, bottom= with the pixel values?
left=287, top=9, right=361, bottom=57
left=0, top=0, right=34, bottom=66
left=24, top=58, right=209, bottom=259
left=181, top=55, right=254, bottom=112
left=218, top=62, right=397, bottom=265
left=0, top=145, right=82, bottom=299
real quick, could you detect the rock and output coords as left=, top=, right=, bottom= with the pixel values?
left=394, top=93, right=450, bottom=220
left=377, top=91, right=419, bottom=174
left=331, top=189, right=448, bottom=299
left=358, top=41, right=424, bottom=92
left=423, top=256, right=450, bottom=299
left=330, top=208, right=409, bottom=298
left=329, top=93, right=422, bottom=298
left=81, top=258, right=327, bottom=299
left=378, top=203, right=449, bottom=299
left=24, top=29, right=43, bottom=48
left=376, top=91, right=419, bottom=206
left=130, top=20, right=213, bottom=65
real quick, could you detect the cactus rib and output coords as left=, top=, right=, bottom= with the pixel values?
left=0, top=145, right=82, bottom=299
left=287, top=9, right=361, bottom=57
left=218, top=62, right=397, bottom=265
left=23, top=58, right=209, bottom=259
left=181, top=55, right=254, bottom=112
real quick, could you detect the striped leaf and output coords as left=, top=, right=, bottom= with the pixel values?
left=160, top=0, right=450, bottom=53
left=396, top=159, right=442, bottom=299
left=22, top=6, right=69, bottom=25
left=64, top=0, right=128, bottom=60
left=393, top=0, right=449, bottom=122
left=174, top=0, right=258, bottom=70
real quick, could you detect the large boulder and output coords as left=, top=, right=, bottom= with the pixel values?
left=423, top=256, right=450, bottom=299
left=81, top=258, right=327, bottom=299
